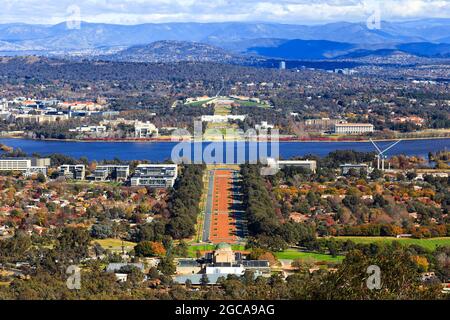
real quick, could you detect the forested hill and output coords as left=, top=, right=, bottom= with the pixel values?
left=0, top=56, right=312, bottom=82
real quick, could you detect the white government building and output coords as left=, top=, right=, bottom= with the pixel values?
left=334, top=123, right=374, bottom=134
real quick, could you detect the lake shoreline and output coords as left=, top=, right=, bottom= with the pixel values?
left=2, top=135, right=450, bottom=144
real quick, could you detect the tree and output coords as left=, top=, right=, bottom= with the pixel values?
left=90, top=222, right=113, bottom=239
left=326, top=240, right=339, bottom=257
left=308, top=244, right=443, bottom=300
left=134, top=241, right=166, bottom=257
left=158, top=256, right=176, bottom=276
left=173, top=240, right=189, bottom=257
left=370, top=168, right=383, bottom=180
left=406, top=171, right=417, bottom=181
left=36, top=173, right=46, bottom=183
left=55, top=227, right=91, bottom=263
left=200, top=274, right=210, bottom=287
left=119, top=265, right=145, bottom=287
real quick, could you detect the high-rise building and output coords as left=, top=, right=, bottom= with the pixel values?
left=279, top=61, right=286, bottom=70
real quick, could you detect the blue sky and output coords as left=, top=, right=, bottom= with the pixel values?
left=1, top=0, right=449, bottom=25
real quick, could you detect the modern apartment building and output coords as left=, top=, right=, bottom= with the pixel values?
left=130, top=164, right=178, bottom=188
left=58, top=165, right=86, bottom=180
left=93, top=165, right=130, bottom=181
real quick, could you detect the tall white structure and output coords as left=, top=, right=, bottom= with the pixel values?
left=370, top=139, right=402, bottom=171
left=280, top=61, right=286, bottom=70
left=0, top=99, right=7, bottom=111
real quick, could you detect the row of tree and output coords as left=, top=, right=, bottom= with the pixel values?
left=165, top=164, right=205, bottom=239
left=240, top=164, right=315, bottom=251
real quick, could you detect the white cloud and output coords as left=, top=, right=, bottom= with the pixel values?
left=0, top=0, right=449, bottom=24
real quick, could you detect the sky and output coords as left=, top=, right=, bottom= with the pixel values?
left=1, top=0, right=449, bottom=25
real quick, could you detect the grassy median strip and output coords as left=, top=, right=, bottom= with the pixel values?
left=332, top=236, right=450, bottom=251
left=275, top=249, right=344, bottom=263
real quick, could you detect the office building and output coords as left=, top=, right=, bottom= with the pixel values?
left=130, top=164, right=178, bottom=188
left=277, top=160, right=317, bottom=173
left=0, top=157, right=50, bottom=175
left=334, top=123, right=374, bottom=135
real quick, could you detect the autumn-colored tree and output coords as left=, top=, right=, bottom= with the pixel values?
left=134, top=241, right=166, bottom=257
left=150, top=241, right=166, bottom=256
left=412, top=255, right=429, bottom=272
left=258, top=252, right=278, bottom=266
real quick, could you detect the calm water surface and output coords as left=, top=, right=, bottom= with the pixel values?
left=0, top=138, right=449, bottom=162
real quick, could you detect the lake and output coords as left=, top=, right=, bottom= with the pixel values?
left=1, top=138, right=449, bottom=162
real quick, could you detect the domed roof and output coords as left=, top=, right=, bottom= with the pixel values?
left=215, top=242, right=232, bottom=250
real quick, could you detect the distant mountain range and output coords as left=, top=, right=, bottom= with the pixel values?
left=0, top=19, right=449, bottom=61
left=247, top=40, right=450, bottom=60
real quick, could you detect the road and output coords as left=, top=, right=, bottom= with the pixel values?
left=202, top=167, right=246, bottom=244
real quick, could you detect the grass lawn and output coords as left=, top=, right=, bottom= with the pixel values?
left=185, top=98, right=214, bottom=107
left=234, top=99, right=270, bottom=108
left=275, top=249, right=344, bottom=263
left=93, top=238, right=136, bottom=252
left=214, top=105, right=232, bottom=115
left=332, top=237, right=450, bottom=251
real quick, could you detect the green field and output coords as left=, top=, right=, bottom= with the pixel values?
left=185, top=99, right=214, bottom=107
left=93, top=238, right=136, bottom=252
left=275, top=249, right=344, bottom=263
left=332, top=237, right=450, bottom=251
left=234, top=99, right=270, bottom=108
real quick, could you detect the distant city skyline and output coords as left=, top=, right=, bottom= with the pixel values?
left=1, top=0, right=449, bottom=25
